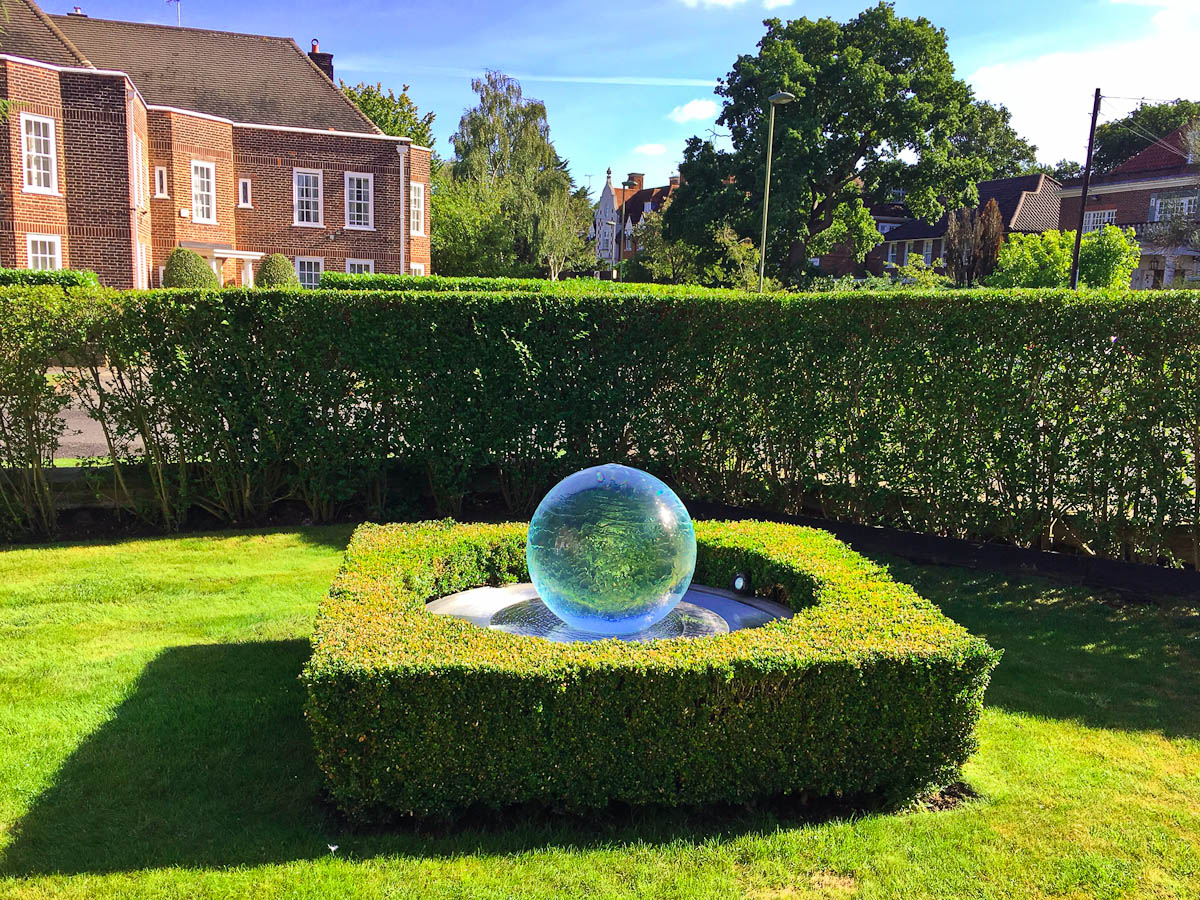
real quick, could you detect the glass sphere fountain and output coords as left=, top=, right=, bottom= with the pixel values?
left=426, top=464, right=791, bottom=642
left=526, top=464, right=696, bottom=634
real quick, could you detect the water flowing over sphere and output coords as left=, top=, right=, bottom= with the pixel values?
left=526, top=464, right=697, bottom=635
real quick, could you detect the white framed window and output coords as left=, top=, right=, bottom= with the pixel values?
left=26, top=233, right=61, bottom=270
left=1149, top=192, right=1197, bottom=223
left=294, top=256, right=324, bottom=288
left=132, top=135, right=147, bottom=208
left=190, top=160, right=216, bottom=224
left=344, top=172, right=374, bottom=229
left=238, top=178, right=252, bottom=208
left=409, top=182, right=425, bottom=236
left=886, top=242, right=898, bottom=264
left=409, top=262, right=425, bottom=276
left=157, top=265, right=165, bottom=287
left=346, top=258, right=374, bottom=274
left=1082, top=209, right=1116, bottom=232
left=922, top=239, right=933, bottom=265
left=293, top=168, right=323, bottom=226
left=154, top=166, right=168, bottom=198
left=21, top=113, right=58, bottom=194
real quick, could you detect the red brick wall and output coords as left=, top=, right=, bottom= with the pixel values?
left=1059, top=190, right=1155, bottom=230
left=405, top=146, right=431, bottom=273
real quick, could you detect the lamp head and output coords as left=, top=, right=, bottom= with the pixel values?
left=769, top=91, right=796, bottom=106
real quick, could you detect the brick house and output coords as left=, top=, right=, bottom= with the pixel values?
left=875, top=174, right=1062, bottom=272
left=1057, top=126, right=1198, bottom=288
left=0, top=0, right=431, bottom=287
left=814, top=200, right=909, bottom=276
left=591, top=169, right=678, bottom=269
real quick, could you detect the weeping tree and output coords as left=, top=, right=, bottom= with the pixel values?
left=943, top=198, right=1003, bottom=286
left=447, top=71, right=589, bottom=277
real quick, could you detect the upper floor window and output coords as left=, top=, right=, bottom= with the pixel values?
left=294, top=168, right=323, bottom=226
left=294, top=256, right=324, bottom=288
left=21, top=114, right=58, bottom=194
left=133, top=135, right=147, bottom=209
left=409, top=182, right=425, bottom=236
left=1082, top=209, right=1117, bottom=233
left=154, top=166, right=168, bottom=198
left=345, top=172, right=374, bottom=229
left=346, top=258, right=374, bottom=275
left=238, top=178, right=252, bottom=208
left=26, top=233, right=61, bottom=270
left=1150, top=191, right=1198, bottom=223
left=191, top=161, right=216, bottom=224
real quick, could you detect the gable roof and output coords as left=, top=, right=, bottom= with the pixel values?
left=1090, top=123, right=1195, bottom=185
left=884, top=174, right=1061, bottom=242
left=617, top=184, right=675, bottom=227
left=31, top=11, right=380, bottom=134
left=0, top=0, right=91, bottom=67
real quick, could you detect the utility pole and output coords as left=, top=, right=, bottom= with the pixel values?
left=1070, top=87, right=1102, bottom=290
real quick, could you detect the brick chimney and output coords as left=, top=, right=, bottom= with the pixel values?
left=308, top=39, right=334, bottom=82
left=626, top=173, right=645, bottom=192
left=668, top=174, right=680, bottom=190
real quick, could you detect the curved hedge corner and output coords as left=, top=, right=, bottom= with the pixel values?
left=303, top=520, right=1000, bottom=822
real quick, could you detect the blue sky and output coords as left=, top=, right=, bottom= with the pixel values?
left=44, top=0, right=1200, bottom=197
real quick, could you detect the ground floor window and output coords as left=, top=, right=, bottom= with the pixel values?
left=1082, top=209, right=1116, bottom=232
left=295, top=256, right=324, bottom=288
left=346, top=258, right=374, bottom=275
left=410, top=262, right=425, bottom=276
left=26, top=233, right=61, bottom=270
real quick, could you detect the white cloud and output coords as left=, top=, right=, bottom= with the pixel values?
left=679, top=0, right=747, bottom=7
left=968, top=0, right=1200, bottom=163
left=762, top=0, right=794, bottom=8
left=634, top=143, right=668, bottom=156
left=668, top=98, right=719, bottom=124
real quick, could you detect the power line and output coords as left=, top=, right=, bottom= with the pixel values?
left=1099, top=98, right=1191, bottom=162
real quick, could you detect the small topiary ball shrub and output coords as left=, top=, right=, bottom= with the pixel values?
left=255, top=253, right=300, bottom=288
left=303, top=520, right=1000, bottom=822
left=162, top=247, right=219, bottom=288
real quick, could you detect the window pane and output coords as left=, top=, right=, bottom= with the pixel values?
left=191, top=163, right=214, bottom=222
left=295, top=172, right=321, bottom=223
left=295, top=258, right=323, bottom=288
left=347, top=175, right=371, bottom=227
left=23, top=117, right=56, bottom=191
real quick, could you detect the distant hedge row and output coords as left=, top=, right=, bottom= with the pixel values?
left=318, top=272, right=757, bottom=298
left=0, top=267, right=98, bottom=290
left=4, top=284, right=1200, bottom=564
left=303, top=519, right=999, bottom=820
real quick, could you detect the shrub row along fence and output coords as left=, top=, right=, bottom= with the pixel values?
left=4, top=283, right=1200, bottom=565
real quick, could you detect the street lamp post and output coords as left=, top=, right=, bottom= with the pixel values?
left=758, top=91, right=795, bottom=292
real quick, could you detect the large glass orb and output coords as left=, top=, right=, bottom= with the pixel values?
left=526, top=464, right=697, bottom=635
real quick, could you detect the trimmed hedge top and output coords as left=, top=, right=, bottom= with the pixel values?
left=0, top=267, right=99, bottom=289
left=308, top=519, right=993, bottom=675
left=317, top=271, right=774, bottom=298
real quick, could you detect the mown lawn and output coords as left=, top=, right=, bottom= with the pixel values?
left=0, top=526, right=1197, bottom=899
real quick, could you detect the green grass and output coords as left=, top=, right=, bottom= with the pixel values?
left=0, top=527, right=1197, bottom=899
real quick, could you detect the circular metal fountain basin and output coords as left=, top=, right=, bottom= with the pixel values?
left=426, top=582, right=791, bottom=643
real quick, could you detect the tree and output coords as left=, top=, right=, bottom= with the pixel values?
left=162, top=247, right=218, bottom=288
left=988, top=227, right=1140, bottom=288
left=1024, top=159, right=1083, bottom=182
left=627, top=205, right=702, bottom=284
left=1093, top=99, right=1200, bottom=174
left=341, top=82, right=435, bottom=149
left=951, top=100, right=1038, bottom=179
left=430, top=162, right=525, bottom=276
left=539, top=185, right=593, bottom=280
left=666, top=4, right=986, bottom=281
left=943, top=198, right=1003, bottom=286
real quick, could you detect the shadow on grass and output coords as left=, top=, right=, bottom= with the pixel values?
left=1, top=640, right=885, bottom=876
left=873, top=555, right=1200, bottom=740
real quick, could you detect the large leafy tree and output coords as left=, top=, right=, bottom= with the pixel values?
left=952, top=100, right=1038, bottom=179
left=341, top=82, right=436, bottom=148
left=1093, top=99, right=1200, bottom=173
left=667, top=3, right=985, bottom=278
left=440, top=71, right=588, bottom=278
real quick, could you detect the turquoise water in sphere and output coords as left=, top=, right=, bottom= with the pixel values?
left=526, top=464, right=697, bottom=635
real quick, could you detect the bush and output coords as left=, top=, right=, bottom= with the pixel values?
left=0, top=268, right=99, bottom=291
left=302, top=519, right=999, bottom=821
left=6, top=284, right=1200, bottom=562
left=162, top=248, right=219, bottom=289
left=989, top=226, right=1140, bottom=288
left=255, top=254, right=300, bottom=288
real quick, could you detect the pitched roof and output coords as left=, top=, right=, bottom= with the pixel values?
left=884, top=174, right=1060, bottom=242
left=1059, top=123, right=1197, bottom=188
left=41, top=12, right=379, bottom=134
left=617, top=184, right=675, bottom=227
left=0, top=0, right=91, bottom=67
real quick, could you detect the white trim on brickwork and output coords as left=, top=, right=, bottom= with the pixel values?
left=190, top=160, right=217, bottom=224
left=294, top=256, right=324, bottom=288
left=154, top=166, right=169, bottom=198
left=238, top=178, right=252, bottom=208
left=20, top=113, right=59, bottom=195
left=346, top=258, right=374, bottom=274
left=1057, top=175, right=1200, bottom=197
left=409, top=182, right=425, bottom=237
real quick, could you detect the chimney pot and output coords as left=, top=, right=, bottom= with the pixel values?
left=311, top=39, right=319, bottom=52
left=308, top=40, right=335, bottom=82
left=69, top=6, right=86, bottom=15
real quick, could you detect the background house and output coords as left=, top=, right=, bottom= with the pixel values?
left=591, top=170, right=678, bottom=269
left=1058, top=125, right=1199, bottom=288
left=0, top=0, right=431, bottom=287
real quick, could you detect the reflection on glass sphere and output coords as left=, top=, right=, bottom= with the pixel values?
left=526, top=464, right=697, bottom=635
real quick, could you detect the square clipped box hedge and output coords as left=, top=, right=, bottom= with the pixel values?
left=303, top=520, right=1000, bottom=821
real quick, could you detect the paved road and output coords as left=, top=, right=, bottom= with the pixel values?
left=50, top=368, right=143, bottom=459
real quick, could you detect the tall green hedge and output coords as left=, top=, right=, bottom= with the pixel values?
left=303, top=519, right=1000, bottom=821
left=0, top=267, right=99, bottom=291
left=4, top=284, right=1200, bottom=563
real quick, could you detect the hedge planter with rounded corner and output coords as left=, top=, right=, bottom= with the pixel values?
left=302, top=519, right=1000, bottom=822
